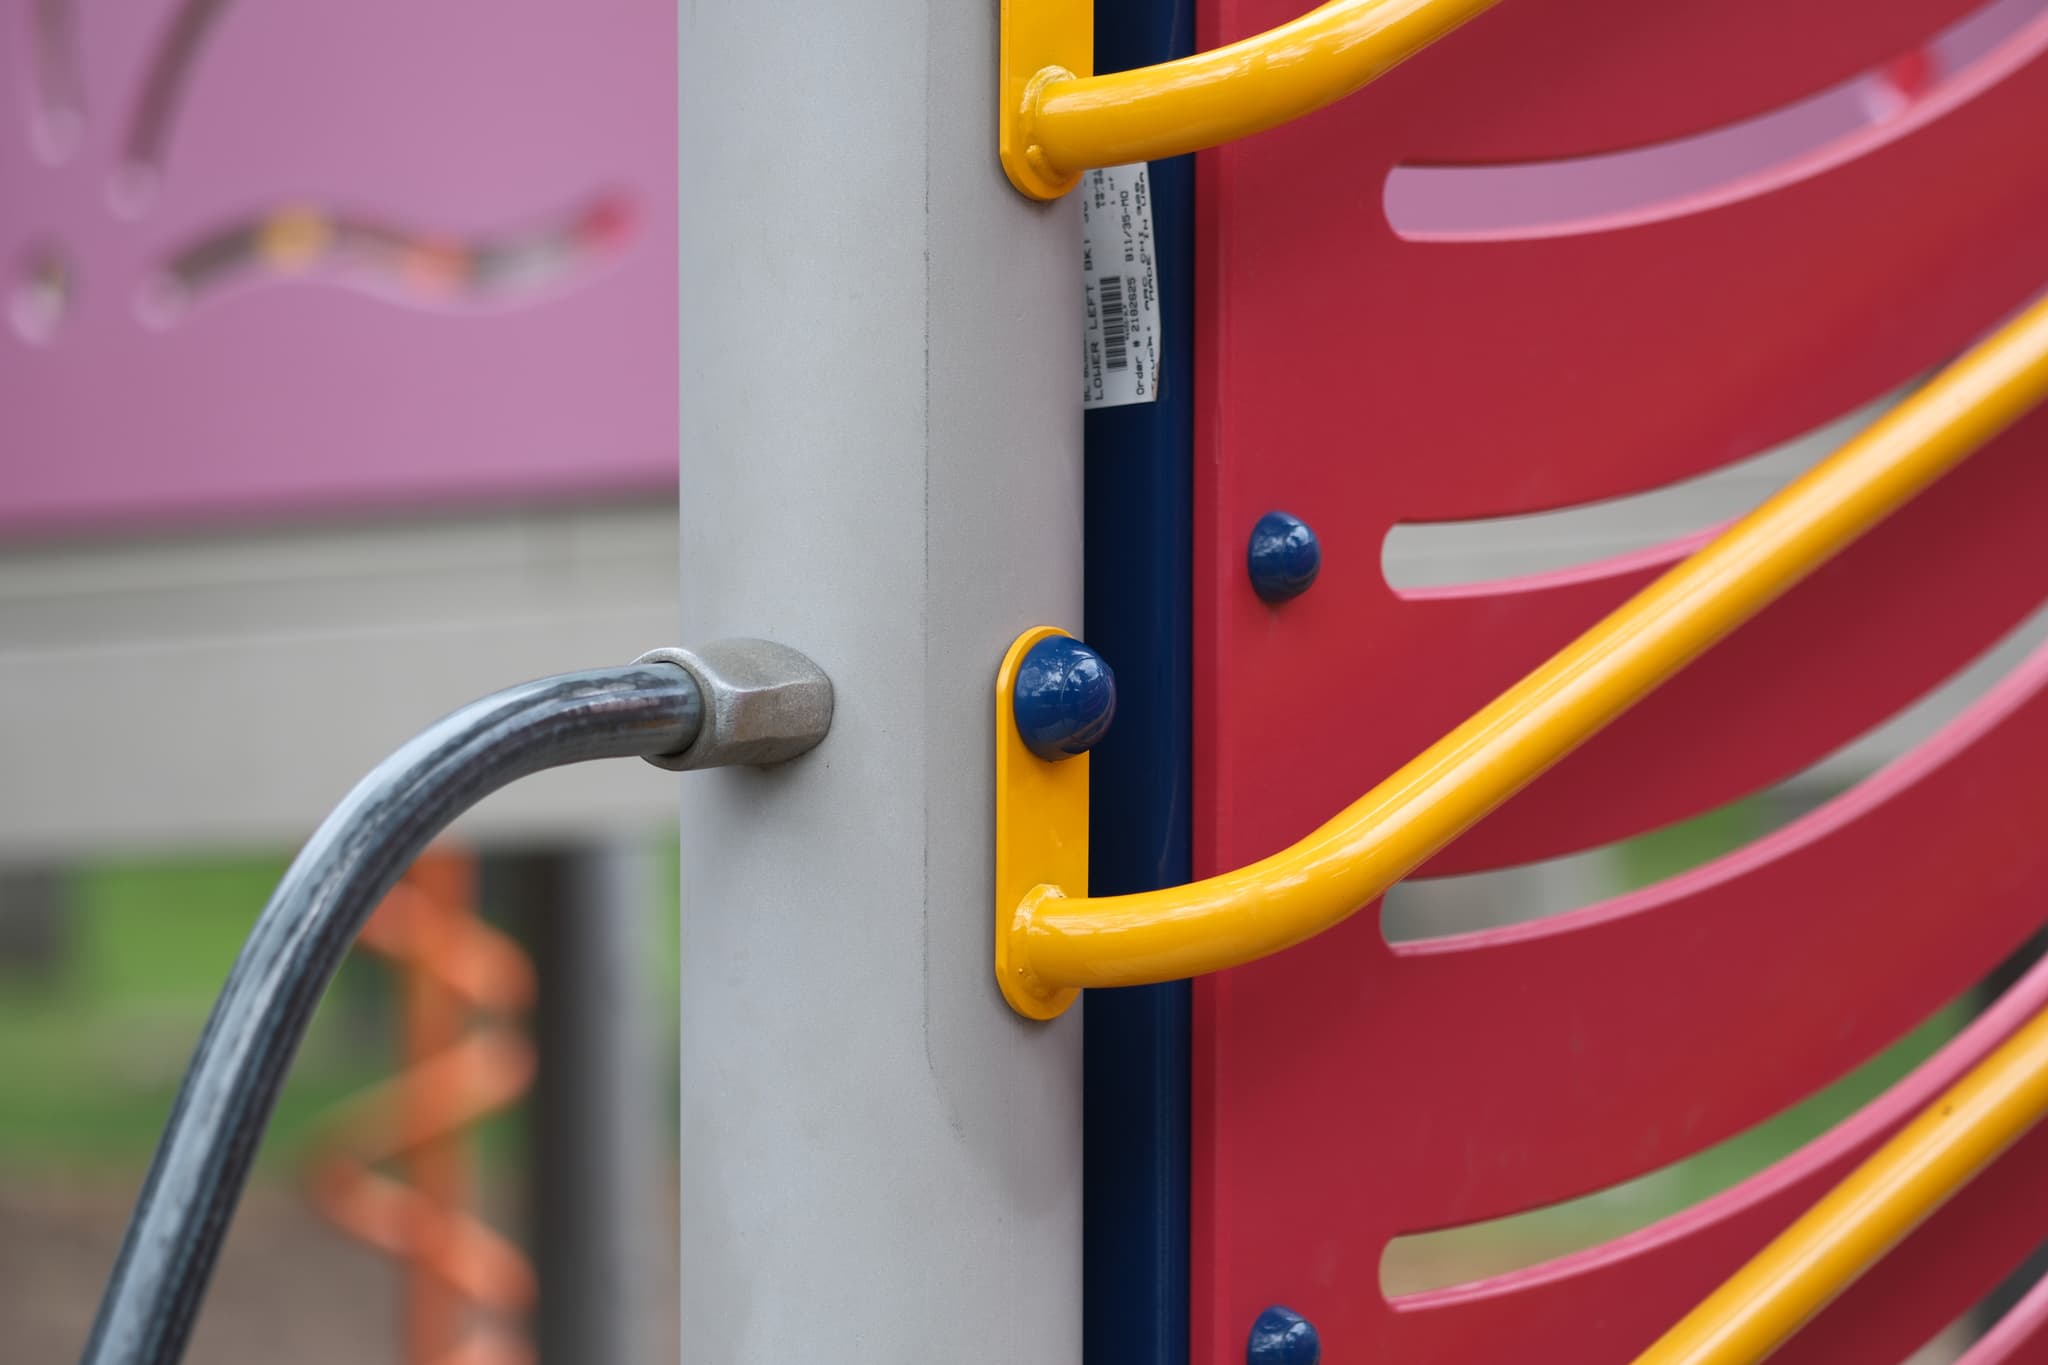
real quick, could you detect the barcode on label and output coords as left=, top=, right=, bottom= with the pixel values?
left=1099, top=274, right=1129, bottom=372
left=1080, top=162, right=1158, bottom=410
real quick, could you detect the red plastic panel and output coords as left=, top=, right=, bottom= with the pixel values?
left=1368, top=0, right=1988, bottom=160
left=1197, top=0, right=2048, bottom=875
left=1196, top=651, right=2048, bottom=1359
left=1192, top=0, right=2048, bottom=1357
left=1219, top=415, right=2048, bottom=873
left=1378, top=945, right=2048, bottom=1363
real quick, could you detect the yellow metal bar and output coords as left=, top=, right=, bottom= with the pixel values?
left=995, top=627, right=1090, bottom=1021
left=1634, top=1000, right=2048, bottom=1364
left=999, top=289, right=2048, bottom=1016
left=1002, top=0, right=1504, bottom=200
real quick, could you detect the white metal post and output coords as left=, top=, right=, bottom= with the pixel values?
left=676, top=3, right=1085, bottom=1361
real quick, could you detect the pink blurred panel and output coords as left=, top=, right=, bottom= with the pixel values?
left=1, top=0, right=675, bottom=535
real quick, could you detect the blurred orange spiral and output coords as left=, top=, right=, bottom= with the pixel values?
left=305, top=851, right=538, bottom=1365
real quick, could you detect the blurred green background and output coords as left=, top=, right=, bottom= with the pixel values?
left=0, top=840, right=686, bottom=1363
left=0, top=850, right=684, bottom=1171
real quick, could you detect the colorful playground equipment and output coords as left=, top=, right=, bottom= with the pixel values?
left=305, top=852, right=539, bottom=1365
left=10, top=0, right=2048, bottom=1360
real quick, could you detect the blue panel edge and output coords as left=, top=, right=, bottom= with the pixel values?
left=1083, top=3, right=1195, bottom=1363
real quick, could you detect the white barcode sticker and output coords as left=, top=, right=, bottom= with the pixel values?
left=1080, top=163, right=1162, bottom=410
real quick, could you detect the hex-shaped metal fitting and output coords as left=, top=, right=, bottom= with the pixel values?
left=633, top=640, right=833, bottom=771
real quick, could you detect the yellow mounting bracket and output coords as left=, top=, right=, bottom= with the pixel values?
left=994, top=627, right=1089, bottom=1020
left=999, top=0, right=1093, bottom=200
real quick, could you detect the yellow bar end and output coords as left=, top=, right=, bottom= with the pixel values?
left=1000, top=0, right=1092, bottom=200
left=995, top=627, right=1088, bottom=1019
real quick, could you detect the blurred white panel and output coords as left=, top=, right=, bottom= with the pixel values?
left=0, top=502, right=679, bottom=855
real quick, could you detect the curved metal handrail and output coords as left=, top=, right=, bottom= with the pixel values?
left=81, top=641, right=831, bottom=1365
left=81, top=665, right=700, bottom=1365
left=1000, top=0, right=1503, bottom=199
left=996, top=287, right=2048, bottom=1017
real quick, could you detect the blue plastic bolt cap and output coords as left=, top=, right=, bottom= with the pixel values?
left=1246, top=510, right=1322, bottom=604
left=1247, top=1305, right=1320, bottom=1364
left=1013, top=636, right=1117, bottom=762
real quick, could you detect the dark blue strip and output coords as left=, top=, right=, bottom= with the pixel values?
left=1083, top=3, right=1195, bottom=1362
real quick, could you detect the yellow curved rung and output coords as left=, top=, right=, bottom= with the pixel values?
left=996, top=288, right=2048, bottom=1018
left=999, top=0, right=1505, bottom=200
left=1634, top=999, right=2048, bottom=1364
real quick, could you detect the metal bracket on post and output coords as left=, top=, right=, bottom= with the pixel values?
left=635, top=640, right=834, bottom=772
left=994, top=626, right=1104, bottom=1020
left=999, top=0, right=1092, bottom=201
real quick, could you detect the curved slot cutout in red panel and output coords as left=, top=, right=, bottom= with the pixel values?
left=1382, top=597, right=2048, bottom=944
left=1381, top=393, right=1897, bottom=594
left=1378, top=996, right=1971, bottom=1295
left=1382, top=947, right=2048, bottom=1339
left=1383, top=0, right=2048, bottom=242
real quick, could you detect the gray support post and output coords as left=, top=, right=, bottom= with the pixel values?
left=676, top=2, right=1086, bottom=1361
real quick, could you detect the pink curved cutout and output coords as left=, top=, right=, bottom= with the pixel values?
left=1395, top=953, right=2048, bottom=1310
left=1372, top=0, right=1990, bottom=164
left=1381, top=951, right=2048, bottom=1357
left=1384, top=0, right=2048, bottom=242
left=1367, top=640, right=2048, bottom=1226
left=1958, top=1268, right=2048, bottom=1362
left=1390, top=521, right=1723, bottom=602
left=1406, top=631, right=2048, bottom=961
left=1403, top=963, right=2048, bottom=1319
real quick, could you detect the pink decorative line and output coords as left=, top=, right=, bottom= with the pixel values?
left=143, top=193, right=640, bottom=323
left=1957, top=1265, right=2048, bottom=1362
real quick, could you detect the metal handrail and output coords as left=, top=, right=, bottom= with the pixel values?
left=1000, top=0, right=1503, bottom=199
left=997, top=287, right=2048, bottom=1017
left=81, top=642, right=830, bottom=1365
